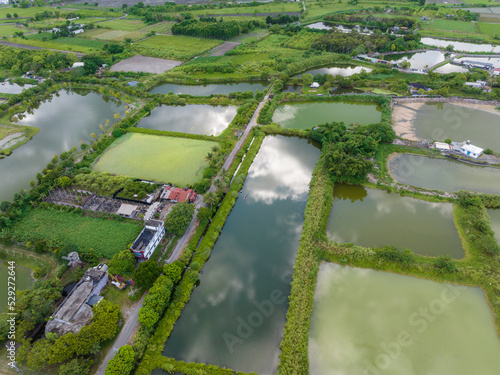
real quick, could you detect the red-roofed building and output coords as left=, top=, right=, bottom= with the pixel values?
left=494, top=68, right=500, bottom=76
left=160, top=185, right=197, bottom=203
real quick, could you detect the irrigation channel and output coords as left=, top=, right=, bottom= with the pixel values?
left=136, top=104, right=237, bottom=136
left=0, top=89, right=125, bottom=202
left=327, top=184, right=463, bottom=258
left=149, top=82, right=268, bottom=95
left=272, top=101, right=382, bottom=129
left=389, top=154, right=500, bottom=195
left=160, top=136, right=321, bottom=374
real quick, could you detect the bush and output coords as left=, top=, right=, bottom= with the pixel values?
left=34, top=240, right=48, bottom=253
left=134, top=260, right=162, bottom=289
left=112, top=128, right=123, bottom=138
left=434, top=256, right=457, bottom=273
left=164, top=203, right=195, bottom=236
left=484, top=148, right=494, bottom=155
left=163, top=261, right=184, bottom=284
left=105, top=345, right=135, bottom=375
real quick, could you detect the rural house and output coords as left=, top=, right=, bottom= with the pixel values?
left=130, top=220, right=165, bottom=260
left=460, top=140, right=484, bottom=159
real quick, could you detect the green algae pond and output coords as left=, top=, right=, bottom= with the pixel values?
left=272, top=101, right=381, bottom=129
left=0, top=89, right=125, bottom=202
left=309, top=263, right=500, bottom=375
left=404, top=102, right=500, bottom=149
left=162, top=135, right=321, bottom=374
left=149, top=82, right=268, bottom=95
left=0, top=262, right=33, bottom=312
left=388, top=154, right=500, bottom=195
left=326, top=184, right=463, bottom=258
left=136, top=104, right=237, bottom=136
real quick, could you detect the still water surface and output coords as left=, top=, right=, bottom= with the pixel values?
left=149, top=82, right=268, bottom=95
left=162, top=136, right=321, bottom=374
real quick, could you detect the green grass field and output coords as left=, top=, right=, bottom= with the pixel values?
left=91, top=29, right=146, bottom=41
left=477, top=22, right=500, bottom=37
left=98, top=19, right=146, bottom=31
left=424, top=18, right=476, bottom=33
left=0, top=24, right=32, bottom=37
left=10, top=34, right=107, bottom=52
left=93, top=133, right=217, bottom=186
left=12, top=208, right=142, bottom=259
left=134, top=35, right=222, bottom=61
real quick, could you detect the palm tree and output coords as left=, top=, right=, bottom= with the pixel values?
left=203, top=191, right=218, bottom=210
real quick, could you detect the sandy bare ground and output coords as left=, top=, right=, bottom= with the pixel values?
left=391, top=102, right=424, bottom=141
left=109, top=55, right=182, bottom=74
left=0, top=132, right=23, bottom=149
left=208, top=41, right=240, bottom=57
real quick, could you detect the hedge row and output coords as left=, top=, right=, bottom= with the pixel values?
left=135, top=134, right=265, bottom=375
left=126, top=127, right=218, bottom=143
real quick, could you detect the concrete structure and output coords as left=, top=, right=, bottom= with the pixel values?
left=494, top=68, right=500, bottom=76
left=433, top=142, right=453, bottom=151
left=116, top=203, right=138, bottom=217
left=130, top=220, right=165, bottom=260
left=465, top=81, right=491, bottom=92
left=144, top=202, right=161, bottom=221
left=72, top=29, right=84, bottom=35
left=459, top=60, right=494, bottom=71
left=45, top=264, right=108, bottom=336
left=160, top=185, right=197, bottom=203
left=72, top=62, right=84, bottom=69
left=310, top=82, right=320, bottom=88
left=460, top=140, right=484, bottom=158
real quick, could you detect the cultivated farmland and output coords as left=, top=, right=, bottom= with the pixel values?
left=134, top=35, right=222, bottom=61
left=11, top=208, right=142, bottom=258
left=93, top=133, right=217, bottom=186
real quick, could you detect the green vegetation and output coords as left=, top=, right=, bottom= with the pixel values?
left=134, top=35, right=222, bottom=61
left=172, top=19, right=261, bottom=40
left=164, top=203, right=195, bottom=236
left=9, top=207, right=141, bottom=258
left=108, top=249, right=136, bottom=276
left=93, top=133, right=218, bottom=186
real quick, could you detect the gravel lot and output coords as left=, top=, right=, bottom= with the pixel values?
left=109, top=55, right=182, bottom=73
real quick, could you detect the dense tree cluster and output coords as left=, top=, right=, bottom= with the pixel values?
left=266, top=14, right=299, bottom=25
left=324, top=15, right=417, bottom=31
left=164, top=202, right=195, bottom=236
left=105, top=345, right=135, bottom=375
left=138, top=275, right=173, bottom=327
left=0, top=47, right=73, bottom=75
left=172, top=19, right=260, bottom=40
left=312, top=121, right=395, bottom=183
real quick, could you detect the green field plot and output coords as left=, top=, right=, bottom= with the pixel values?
left=424, top=18, right=476, bottom=33
left=477, top=22, right=500, bottom=37
left=12, top=34, right=107, bottom=52
left=0, top=25, right=32, bottom=37
left=191, top=1, right=301, bottom=16
left=98, top=19, right=147, bottom=31
left=0, top=6, right=56, bottom=19
left=93, top=133, right=217, bottom=186
left=134, top=35, right=222, bottom=61
left=139, top=21, right=174, bottom=35
left=229, top=28, right=268, bottom=43
left=284, top=31, right=319, bottom=50
left=12, top=208, right=142, bottom=258
left=92, top=29, right=146, bottom=41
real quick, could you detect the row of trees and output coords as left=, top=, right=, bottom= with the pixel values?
left=172, top=19, right=261, bottom=40
left=324, top=15, right=417, bottom=31
left=266, top=14, right=299, bottom=25
left=0, top=46, right=74, bottom=75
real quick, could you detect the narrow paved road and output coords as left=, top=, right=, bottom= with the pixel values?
left=166, top=86, right=273, bottom=264
left=95, top=294, right=146, bottom=375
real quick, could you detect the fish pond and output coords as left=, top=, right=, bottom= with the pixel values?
left=326, top=184, right=463, bottom=258
left=404, top=102, right=500, bottom=149
left=0, top=262, right=33, bottom=312
left=162, top=135, right=321, bottom=374
left=0, top=89, right=125, bottom=202
left=433, top=63, right=469, bottom=74
left=389, top=154, right=500, bottom=194
left=0, top=81, right=34, bottom=94
left=309, top=263, right=500, bottom=375
left=295, top=65, right=371, bottom=77
left=272, top=101, right=381, bottom=129
left=385, top=51, right=446, bottom=69
left=149, top=82, right=268, bottom=95
left=136, top=104, right=237, bottom=136
left=306, top=22, right=333, bottom=30
left=421, top=37, right=500, bottom=53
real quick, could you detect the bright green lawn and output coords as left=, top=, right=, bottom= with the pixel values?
left=10, top=34, right=106, bottom=52
left=93, top=133, right=217, bottom=186
left=98, top=19, right=147, bottom=31
left=12, top=208, right=142, bottom=259
left=90, top=29, right=146, bottom=41
left=134, top=35, right=222, bottom=61
left=0, top=25, right=32, bottom=37
left=424, top=18, right=476, bottom=33
left=477, top=22, right=500, bottom=37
